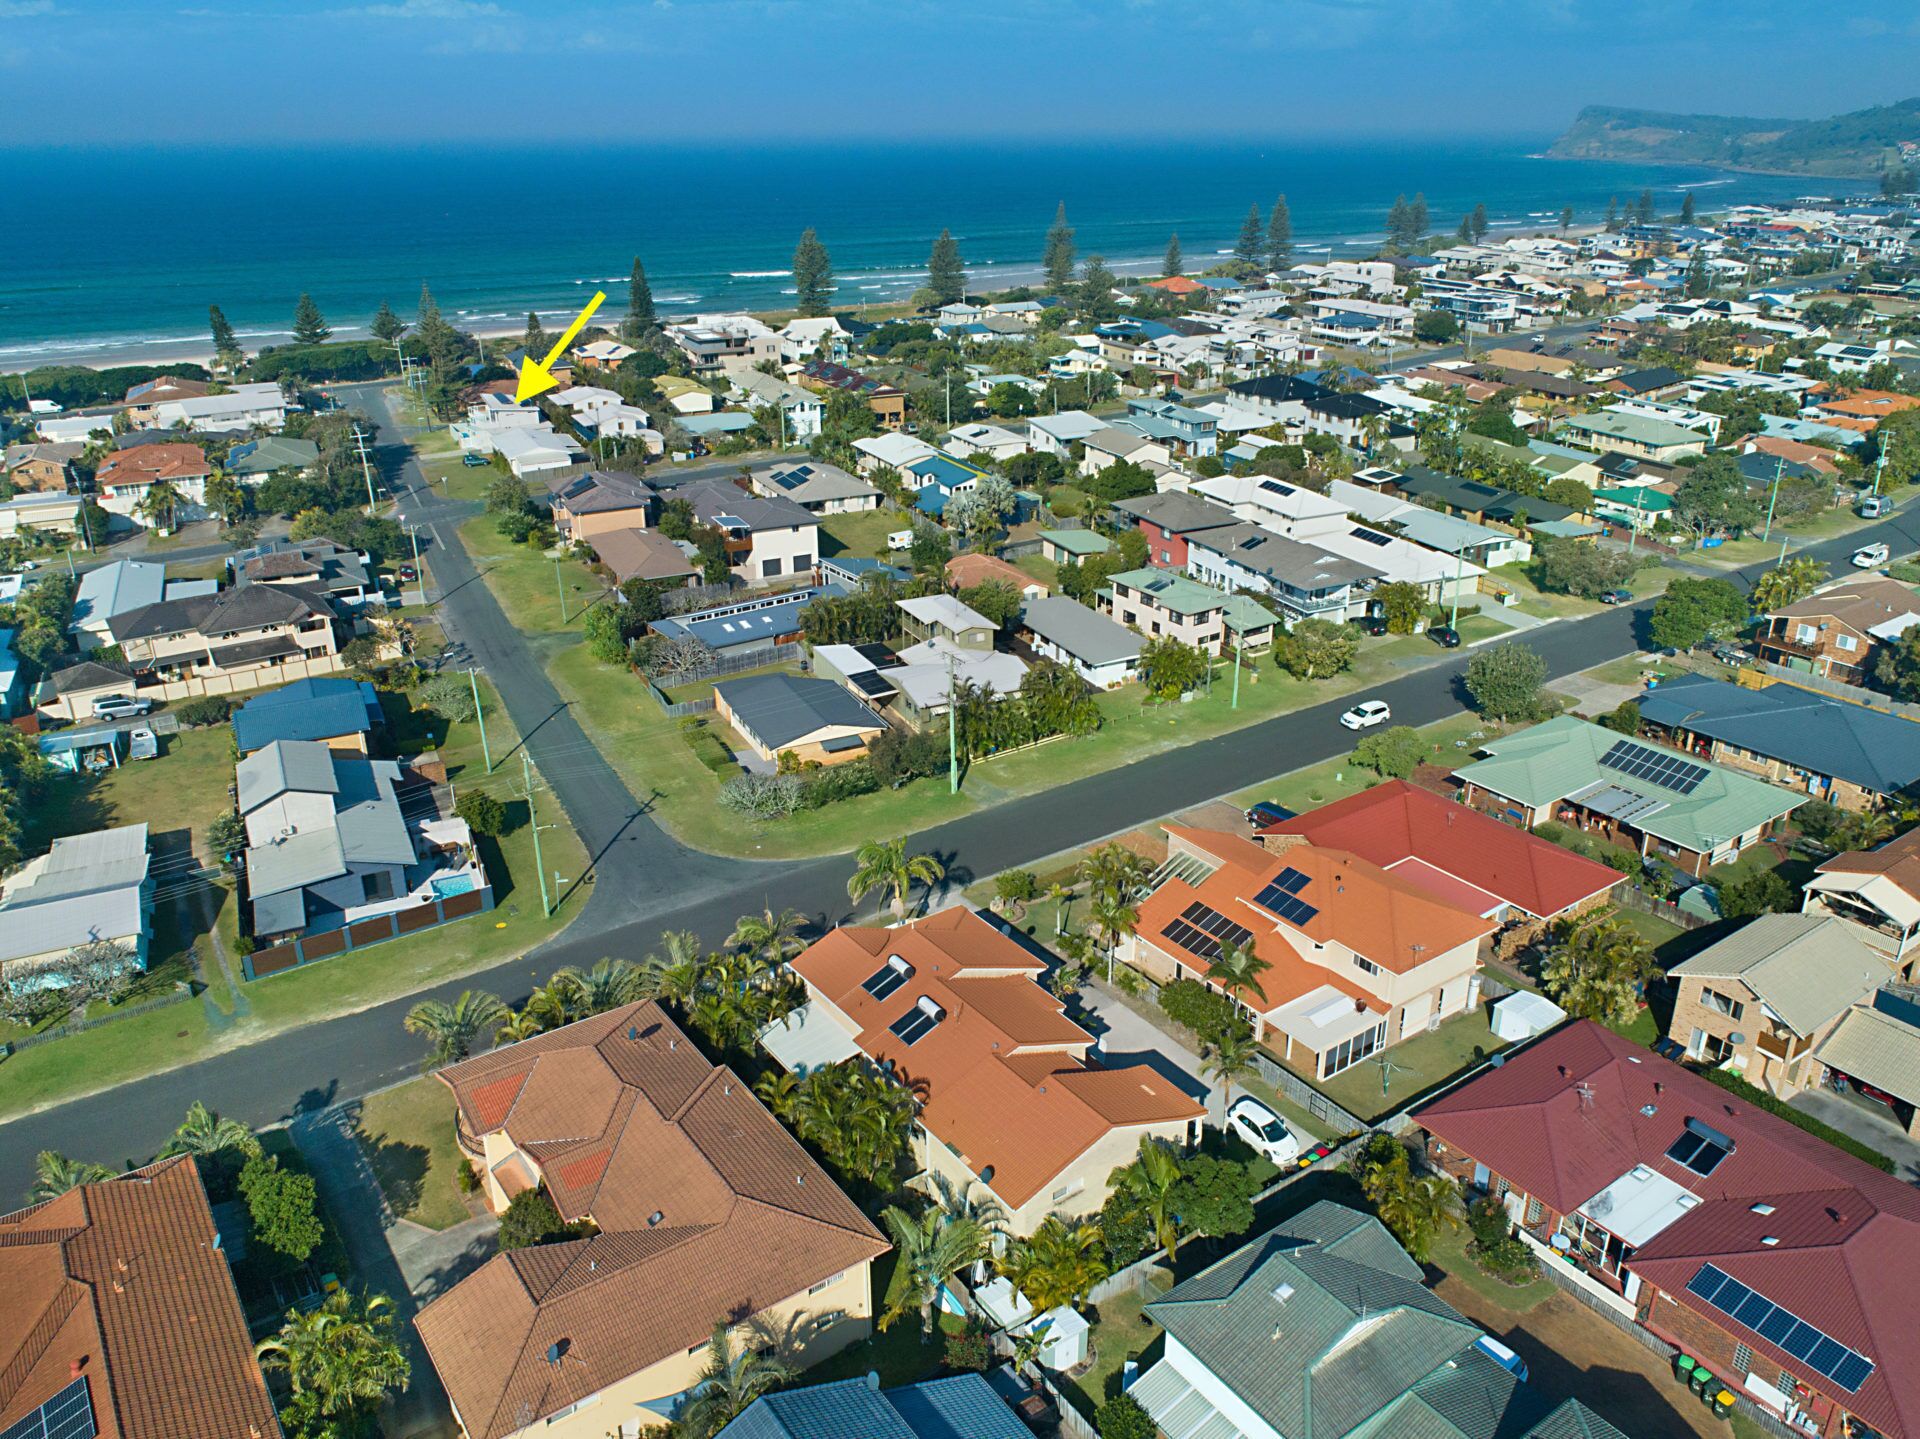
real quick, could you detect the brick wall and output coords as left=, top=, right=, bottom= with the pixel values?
left=1639, top=1285, right=1846, bottom=1438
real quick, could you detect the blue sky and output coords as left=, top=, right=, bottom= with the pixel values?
left=2, top=0, right=1917, bottom=145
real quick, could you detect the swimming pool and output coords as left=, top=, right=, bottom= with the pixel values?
left=431, top=873, right=477, bottom=899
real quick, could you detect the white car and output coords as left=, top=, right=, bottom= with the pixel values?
left=1853, top=543, right=1891, bottom=569
left=1339, top=699, right=1391, bottom=730
left=1226, top=1096, right=1302, bottom=1167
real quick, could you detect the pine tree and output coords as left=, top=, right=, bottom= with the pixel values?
left=1386, top=194, right=1411, bottom=249
left=1266, top=194, right=1292, bottom=269
left=1559, top=205, right=1573, bottom=233
left=523, top=311, right=547, bottom=355
left=1457, top=215, right=1473, bottom=243
left=1606, top=196, right=1620, bottom=232
left=1636, top=188, right=1655, bottom=224
left=927, top=229, right=966, bottom=306
left=1680, top=191, right=1697, bottom=224
left=1163, top=233, right=1183, bottom=278
left=792, top=228, right=833, bottom=317
left=369, top=300, right=406, bottom=344
left=623, top=256, right=655, bottom=339
left=1409, top=192, right=1429, bottom=243
left=1042, top=202, right=1076, bottom=295
left=292, top=293, right=330, bottom=345
left=208, top=305, right=240, bottom=359
left=1470, top=203, right=1489, bottom=242
left=1234, top=203, right=1262, bottom=264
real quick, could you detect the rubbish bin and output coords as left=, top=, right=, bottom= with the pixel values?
left=1674, top=1355, right=1697, bottom=1384
left=1710, top=1388, right=1736, bottom=1422
left=1689, top=1367, right=1716, bottom=1398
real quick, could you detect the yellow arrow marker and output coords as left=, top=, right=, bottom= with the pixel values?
left=514, top=290, right=605, bottom=402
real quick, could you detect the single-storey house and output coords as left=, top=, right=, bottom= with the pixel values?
left=1018, top=595, right=1143, bottom=689
left=713, top=671, right=887, bottom=766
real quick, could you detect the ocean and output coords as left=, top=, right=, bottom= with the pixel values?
left=0, top=139, right=1871, bottom=369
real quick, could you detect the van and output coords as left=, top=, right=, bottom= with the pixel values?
left=887, top=530, right=915, bottom=552
left=1858, top=495, right=1892, bottom=519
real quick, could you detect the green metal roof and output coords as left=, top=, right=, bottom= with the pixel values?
left=1455, top=714, right=1804, bottom=854
left=1593, top=484, right=1673, bottom=513
left=1038, top=528, right=1112, bottom=556
left=1108, top=567, right=1233, bottom=618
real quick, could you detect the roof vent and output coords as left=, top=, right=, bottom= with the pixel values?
left=627, top=1026, right=639, bottom=1041
left=1640, top=1104, right=1658, bottom=1117
left=1761, top=1236, right=1780, bottom=1247
left=648, top=1210, right=664, bottom=1227
left=1751, top=1203, right=1776, bottom=1216
left=1271, top=1282, right=1296, bottom=1305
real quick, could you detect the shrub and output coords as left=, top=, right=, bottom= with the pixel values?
left=238, top=1154, right=324, bottom=1267
left=454, top=789, right=508, bottom=837
left=996, top=868, right=1039, bottom=908
left=175, top=695, right=233, bottom=728
left=943, top=1322, right=992, bottom=1373
left=418, top=672, right=477, bottom=723
left=717, top=771, right=804, bottom=820
left=797, top=760, right=880, bottom=809
left=1096, top=1185, right=1159, bottom=1269
left=455, top=1159, right=481, bottom=1195
left=1096, top=1393, right=1157, bottom=1439
left=1352, top=725, right=1424, bottom=779
left=497, top=1188, right=578, bottom=1250
left=1158, top=978, right=1251, bottom=1048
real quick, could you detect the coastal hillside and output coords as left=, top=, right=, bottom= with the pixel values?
left=1548, top=97, right=1920, bottom=176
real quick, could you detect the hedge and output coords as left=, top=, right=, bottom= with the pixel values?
left=1698, top=1066, right=1896, bottom=1173
left=1158, top=978, right=1251, bottom=1047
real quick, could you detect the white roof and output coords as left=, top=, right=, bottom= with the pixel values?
left=551, top=386, right=622, bottom=409
left=1576, top=1165, right=1701, bottom=1246
left=892, top=639, right=1028, bottom=709
left=852, top=432, right=938, bottom=468
left=897, top=593, right=993, bottom=632
left=1027, top=410, right=1108, bottom=443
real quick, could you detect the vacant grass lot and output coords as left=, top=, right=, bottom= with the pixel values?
left=0, top=677, right=589, bottom=1123
left=458, top=515, right=606, bottom=636
left=353, top=1075, right=474, bottom=1230
left=819, top=506, right=917, bottom=561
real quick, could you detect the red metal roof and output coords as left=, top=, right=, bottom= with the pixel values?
left=1262, top=780, right=1621, bottom=919
left=1417, top=1021, right=1920, bottom=1438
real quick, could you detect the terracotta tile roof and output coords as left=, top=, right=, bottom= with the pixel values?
left=1144, top=827, right=1496, bottom=993
left=1260, top=781, right=1621, bottom=919
left=1416, top=1021, right=1920, bottom=1439
left=1816, top=826, right=1920, bottom=894
left=1765, top=577, right=1920, bottom=630
left=1146, top=276, right=1206, bottom=295
left=945, top=552, right=1044, bottom=595
left=791, top=910, right=1202, bottom=1209
left=0, top=1156, right=281, bottom=1439
left=95, top=443, right=210, bottom=491
left=1745, top=434, right=1839, bottom=474
left=416, top=1003, right=885, bottom=1439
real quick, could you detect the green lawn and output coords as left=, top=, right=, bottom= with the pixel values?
left=801, top=1255, right=964, bottom=1387
left=819, top=506, right=917, bottom=561
left=458, top=515, right=605, bottom=637
left=1274, top=1004, right=1508, bottom=1123
left=1427, top=1227, right=1558, bottom=1314
left=1487, top=564, right=1603, bottom=621
left=353, top=1076, right=475, bottom=1231
left=1060, top=1286, right=1161, bottom=1417
left=0, top=676, right=590, bottom=1125
left=1013, top=553, right=1060, bottom=590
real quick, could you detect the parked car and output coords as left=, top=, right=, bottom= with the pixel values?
left=1244, top=800, right=1297, bottom=828
left=1339, top=699, right=1392, bottom=730
left=1598, top=588, right=1633, bottom=606
left=397, top=564, right=418, bottom=582
left=1474, top=1336, right=1529, bottom=1382
left=1351, top=614, right=1388, bottom=636
left=461, top=452, right=489, bottom=467
left=1428, top=624, right=1461, bottom=649
left=1226, top=1096, right=1302, bottom=1167
left=91, top=694, right=152, bottom=720
left=1853, top=542, right=1891, bottom=569
left=1858, top=495, right=1893, bottom=519
left=1712, top=643, right=1748, bottom=666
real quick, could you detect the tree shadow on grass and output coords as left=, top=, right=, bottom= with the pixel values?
left=355, top=1123, right=431, bottom=1224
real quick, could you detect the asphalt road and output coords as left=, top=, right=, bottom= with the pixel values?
left=6, top=399, right=1918, bottom=1176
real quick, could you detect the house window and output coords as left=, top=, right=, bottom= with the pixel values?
left=813, top=1310, right=846, bottom=1331
left=761, top=557, right=783, bottom=578
left=1354, top=955, right=1381, bottom=976
left=1700, top=988, right=1745, bottom=1020
left=1689, top=1027, right=1736, bottom=1064
left=362, top=870, right=396, bottom=902
left=1835, top=634, right=1857, bottom=652
left=1733, top=1344, right=1754, bottom=1374
left=1320, top=1021, right=1388, bottom=1078
left=1795, top=624, right=1817, bottom=644
left=1051, top=1179, right=1085, bottom=1205
left=1525, top=1196, right=1544, bottom=1226
left=807, top=1270, right=846, bottom=1295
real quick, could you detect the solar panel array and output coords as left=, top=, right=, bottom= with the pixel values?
left=1161, top=901, right=1254, bottom=962
left=770, top=465, right=815, bottom=491
left=1685, top=1264, right=1876, bottom=1394
left=861, top=957, right=911, bottom=1003
left=1252, top=867, right=1319, bottom=927
left=1599, top=738, right=1710, bottom=795
left=0, top=1379, right=96, bottom=1439
left=888, top=999, right=943, bottom=1046
left=1665, top=1119, right=1733, bottom=1178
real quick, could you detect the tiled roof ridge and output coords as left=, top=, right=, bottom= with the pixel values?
left=0, top=1279, right=84, bottom=1418
left=732, top=1191, right=893, bottom=1249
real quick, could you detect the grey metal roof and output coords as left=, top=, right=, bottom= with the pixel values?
left=1018, top=596, right=1144, bottom=666
left=681, top=477, right=816, bottom=532
left=251, top=886, right=310, bottom=937
left=246, top=827, right=346, bottom=899
left=715, top=672, right=884, bottom=751
left=114, top=581, right=333, bottom=643
left=237, top=740, right=340, bottom=813
left=1671, top=914, right=1889, bottom=1036
left=715, top=1374, right=1027, bottom=1439
left=332, top=759, right=415, bottom=865
left=1638, top=672, right=1920, bottom=799
left=1145, top=1202, right=1482, bottom=1439
left=753, top=461, right=878, bottom=506
left=1188, top=522, right=1379, bottom=591
left=72, top=559, right=165, bottom=628
left=3, top=823, right=150, bottom=905
left=0, top=823, right=151, bottom=963
left=1113, top=489, right=1238, bottom=535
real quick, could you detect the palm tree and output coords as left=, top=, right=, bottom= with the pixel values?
left=1540, top=912, right=1654, bottom=1026
left=255, top=1290, right=411, bottom=1424
left=136, top=477, right=187, bottom=534
left=31, top=1150, right=113, bottom=1203
left=753, top=1069, right=802, bottom=1121
left=1357, top=1137, right=1459, bottom=1263
left=1046, top=880, right=1073, bottom=936
left=1208, top=940, right=1271, bottom=1008
left=158, top=1101, right=261, bottom=1162
left=879, top=1204, right=988, bottom=1336
left=494, top=993, right=560, bottom=1045
left=729, top=906, right=808, bottom=965
left=203, top=468, right=249, bottom=528
left=1117, top=1137, right=1185, bottom=1259
left=402, top=989, right=507, bottom=1067
left=549, top=958, right=645, bottom=1020
left=1086, top=888, right=1140, bottom=983
left=847, top=838, right=946, bottom=920
left=1077, top=843, right=1149, bottom=909
left=998, top=1216, right=1110, bottom=1314
left=674, top=1322, right=796, bottom=1439
left=1203, top=1030, right=1260, bottom=1113
left=637, top=929, right=706, bottom=1004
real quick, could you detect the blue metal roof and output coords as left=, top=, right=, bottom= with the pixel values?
left=715, top=1375, right=1028, bottom=1439
left=652, top=584, right=844, bottom=651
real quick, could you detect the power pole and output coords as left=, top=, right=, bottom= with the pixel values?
left=351, top=425, right=378, bottom=513
left=468, top=666, right=493, bottom=773
left=524, top=751, right=552, bottom=919
left=947, top=652, right=960, bottom=795
left=555, top=556, right=567, bottom=623
left=1231, top=629, right=1243, bottom=710
left=1760, top=456, right=1784, bottom=543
